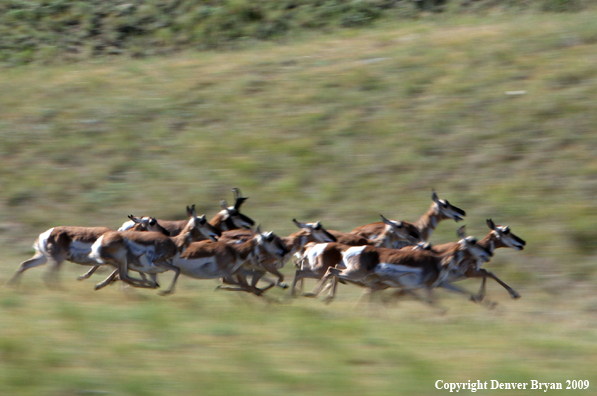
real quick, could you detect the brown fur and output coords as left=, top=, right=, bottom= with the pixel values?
left=6, top=220, right=166, bottom=287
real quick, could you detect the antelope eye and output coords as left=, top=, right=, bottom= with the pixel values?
left=503, top=228, right=510, bottom=234
left=266, top=235, right=274, bottom=242
left=199, top=218, right=206, bottom=224
left=410, top=232, right=419, bottom=239
left=314, top=225, right=321, bottom=230
left=149, top=219, right=156, bottom=226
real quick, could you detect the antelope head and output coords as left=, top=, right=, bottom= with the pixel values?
left=128, top=215, right=170, bottom=236
left=486, top=219, right=526, bottom=251
left=255, top=225, right=289, bottom=259
left=292, top=219, right=337, bottom=243
left=380, top=214, right=422, bottom=244
left=187, top=205, right=221, bottom=242
left=220, top=188, right=255, bottom=229
left=432, top=190, right=466, bottom=222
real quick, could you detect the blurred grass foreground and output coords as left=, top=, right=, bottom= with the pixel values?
left=1, top=1, right=597, bottom=395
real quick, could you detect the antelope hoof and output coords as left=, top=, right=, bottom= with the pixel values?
left=323, top=296, right=335, bottom=305
left=158, top=290, right=172, bottom=296
left=277, top=282, right=289, bottom=289
left=76, top=275, right=88, bottom=281
left=470, top=294, right=485, bottom=303
left=511, top=291, right=521, bottom=299
left=302, top=292, right=318, bottom=298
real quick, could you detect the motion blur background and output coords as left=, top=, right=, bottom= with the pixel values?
left=0, top=1, right=596, bottom=395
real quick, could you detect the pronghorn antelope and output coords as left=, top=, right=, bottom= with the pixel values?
left=305, top=227, right=492, bottom=304
left=215, top=218, right=338, bottom=292
left=289, top=215, right=421, bottom=296
left=88, top=206, right=221, bottom=294
left=118, top=188, right=254, bottom=236
left=429, top=219, right=526, bottom=301
left=170, top=226, right=289, bottom=296
left=351, top=191, right=465, bottom=248
left=6, top=215, right=170, bottom=287
left=290, top=242, right=354, bottom=297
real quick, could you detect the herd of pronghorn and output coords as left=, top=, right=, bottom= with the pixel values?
left=6, top=188, right=526, bottom=308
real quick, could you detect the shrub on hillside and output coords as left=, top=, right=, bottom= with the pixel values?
left=0, top=0, right=592, bottom=65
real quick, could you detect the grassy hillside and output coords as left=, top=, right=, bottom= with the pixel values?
left=1, top=6, right=597, bottom=396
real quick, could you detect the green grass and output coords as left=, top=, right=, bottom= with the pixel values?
left=1, top=7, right=597, bottom=395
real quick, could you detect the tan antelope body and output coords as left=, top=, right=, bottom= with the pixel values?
left=305, top=228, right=492, bottom=304
left=6, top=216, right=169, bottom=287
left=290, top=215, right=422, bottom=296
left=429, top=219, right=526, bottom=301
left=290, top=242, right=355, bottom=297
left=171, top=227, right=289, bottom=296
left=89, top=208, right=221, bottom=294
left=216, top=219, right=337, bottom=292
left=351, top=191, right=465, bottom=248
left=86, top=191, right=252, bottom=282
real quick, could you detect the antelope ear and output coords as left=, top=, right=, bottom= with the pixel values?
left=198, top=214, right=207, bottom=224
left=255, top=224, right=262, bottom=235
left=149, top=218, right=156, bottom=226
left=314, top=221, right=322, bottom=230
left=380, top=214, right=391, bottom=225
left=431, top=190, right=440, bottom=203
left=220, top=200, right=228, bottom=210
left=486, top=219, right=496, bottom=230
left=187, top=204, right=196, bottom=217
left=128, top=214, right=136, bottom=221
left=292, top=218, right=305, bottom=228
left=456, top=225, right=467, bottom=239
left=187, top=205, right=197, bottom=218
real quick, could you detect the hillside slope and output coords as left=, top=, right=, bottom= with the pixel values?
left=0, top=0, right=592, bottom=65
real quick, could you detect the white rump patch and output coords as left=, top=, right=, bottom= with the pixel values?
left=37, top=228, right=54, bottom=255
left=306, top=243, right=327, bottom=260
left=89, top=236, right=105, bottom=264
left=342, top=245, right=367, bottom=262
left=118, top=220, right=135, bottom=231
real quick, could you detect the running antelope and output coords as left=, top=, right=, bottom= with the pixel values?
left=429, top=219, right=526, bottom=301
left=305, top=227, right=492, bottom=304
left=215, top=218, right=338, bottom=292
left=289, top=214, right=421, bottom=296
left=6, top=215, right=170, bottom=287
left=171, top=226, right=289, bottom=296
left=88, top=206, right=221, bottom=294
left=118, top=188, right=255, bottom=236
left=351, top=191, right=465, bottom=248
